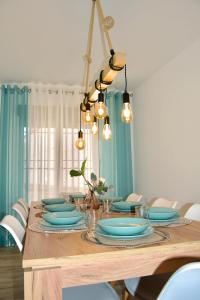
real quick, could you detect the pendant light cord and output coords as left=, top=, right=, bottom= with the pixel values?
left=96, top=0, right=113, bottom=51
left=82, top=0, right=114, bottom=95
left=82, top=0, right=96, bottom=93
left=125, top=64, right=128, bottom=92
left=79, top=107, right=81, bottom=131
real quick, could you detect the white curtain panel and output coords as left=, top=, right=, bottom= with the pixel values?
left=28, top=83, right=99, bottom=202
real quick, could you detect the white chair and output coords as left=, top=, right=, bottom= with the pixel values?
left=124, top=197, right=178, bottom=299
left=0, top=215, right=25, bottom=252
left=63, top=283, right=119, bottom=300
left=18, top=197, right=29, bottom=214
left=151, top=197, right=177, bottom=209
left=184, top=204, right=200, bottom=221
left=126, top=193, right=143, bottom=202
left=12, top=203, right=28, bottom=227
left=157, top=262, right=200, bottom=300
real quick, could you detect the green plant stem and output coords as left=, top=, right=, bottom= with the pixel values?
left=82, top=174, right=94, bottom=191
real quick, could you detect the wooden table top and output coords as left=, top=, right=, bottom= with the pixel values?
left=23, top=202, right=200, bottom=278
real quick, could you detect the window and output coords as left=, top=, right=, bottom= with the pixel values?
left=27, top=127, right=94, bottom=201
left=63, top=128, right=93, bottom=191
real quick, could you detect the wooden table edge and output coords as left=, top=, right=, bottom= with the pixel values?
left=22, top=239, right=200, bottom=269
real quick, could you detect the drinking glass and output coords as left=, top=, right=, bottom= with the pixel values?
left=102, top=198, right=112, bottom=213
left=79, top=202, right=89, bottom=221
left=85, top=209, right=103, bottom=231
left=135, top=204, right=148, bottom=218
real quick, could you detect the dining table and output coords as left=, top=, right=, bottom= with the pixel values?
left=23, top=202, right=200, bottom=300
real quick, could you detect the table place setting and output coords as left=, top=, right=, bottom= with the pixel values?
left=29, top=198, right=87, bottom=233
left=111, top=201, right=142, bottom=213
left=33, top=197, right=67, bottom=209
left=35, top=197, right=76, bottom=213
left=137, top=207, right=192, bottom=227
left=83, top=217, right=170, bottom=248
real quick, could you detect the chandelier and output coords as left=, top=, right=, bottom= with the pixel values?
left=75, top=0, right=133, bottom=150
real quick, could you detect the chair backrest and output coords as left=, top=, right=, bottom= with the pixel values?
left=151, top=198, right=177, bottom=209
left=0, top=215, right=25, bottom=252
left=18, top=197, right=29, bottom=214
left=157, top=262, right=200, bottom=300
left=184, top=204, right=200, bottom=221
left=126, top=193, right=143, bottom=202
left=12, top=203, right=28, bottom=227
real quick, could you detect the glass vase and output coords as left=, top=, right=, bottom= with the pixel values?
left=85, top=190, right=100, bottom=210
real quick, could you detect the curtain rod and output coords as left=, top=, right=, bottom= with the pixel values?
left=27, top=88, right=84, bottom=95
left=0, top=85, right=133, bottom=97
left=0, top=86, right=84, bottom=95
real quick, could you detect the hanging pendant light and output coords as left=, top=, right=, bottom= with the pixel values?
left=121, top=92, right=133, bottom=123
left=75, top=106, right=86, bottom=150
left=83, top=103, right=94, bottom=124
left=75, top=130, right=86, bottom=150
left=94, top=89, right=108, bottom=119
left=121, top=65, right=133, bottom=124
left=91, top=116, right=98, bottom=135
left=103, top=116, right=112, bottom=140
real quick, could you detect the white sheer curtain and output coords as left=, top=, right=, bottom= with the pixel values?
left=28, top=83, right=98, bottom=202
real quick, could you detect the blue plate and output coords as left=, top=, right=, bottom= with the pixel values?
left=45, top=203, right=75, bottom=212
left=69, top=194, right=85, bottom=200
left=43, top=211, right=82, bottom=225
left=149, top=214, right=180, bottom=223
left=95, top=226, right=154, bottom=240
left=41, top=198, right=65, bottom=205
left=39, top=219, right=85, bottom=229
left=111, top=208, right=134, bottom=213
left=112, top=201, right=141, bottom=212
left=147, top=207, right=179, bottom=220
left=99, top=196, right=123, bottom=203
left=97, top=218, right=149, bottom=236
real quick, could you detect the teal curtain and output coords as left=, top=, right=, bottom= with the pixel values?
left=99, top=92, right=133, bottom=198
left=0, top=85, right=28, bottom=246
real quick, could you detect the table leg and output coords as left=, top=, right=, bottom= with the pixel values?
left=24, top=270, right=33, bottom=300
left=24, top=268, right=62, bottom=300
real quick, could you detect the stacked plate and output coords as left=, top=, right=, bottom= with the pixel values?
left=98, top=196, right=123, bottom=203
left=39, top=211, right=85, bottom=231
left=111, top=201, right=141, bottom=212
left=96, top=217, right=153, bottom=240
left=44, top=203, right=76, bottom=212
left=146, top=207, right=180, bottom=224
left=41, top=198, right=65, bottom=205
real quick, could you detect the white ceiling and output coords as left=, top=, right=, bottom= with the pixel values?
left=0, top=0, right=200, bottom=88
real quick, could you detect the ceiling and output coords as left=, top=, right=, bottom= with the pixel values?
left=0, top=0, right=200, bottom=88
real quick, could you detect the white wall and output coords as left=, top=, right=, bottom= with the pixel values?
left=134, top=39, right=200, bottom=207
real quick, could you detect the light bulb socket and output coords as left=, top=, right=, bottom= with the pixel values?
left=78, top=130, right=83, bottom=139
left=85, top=103, right=90, bottom=111
left=98, top=91, right=104, bottom=103
left=104, top=116, right=110, bottom=125
left=123, top=91, right=130, bottom=103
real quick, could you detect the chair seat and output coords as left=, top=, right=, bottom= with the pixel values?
left=62, top=283, right=119, bottom=300
left=125, top=273, right=172, bottom=299
left=124, top=278, right=140, bottom=295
